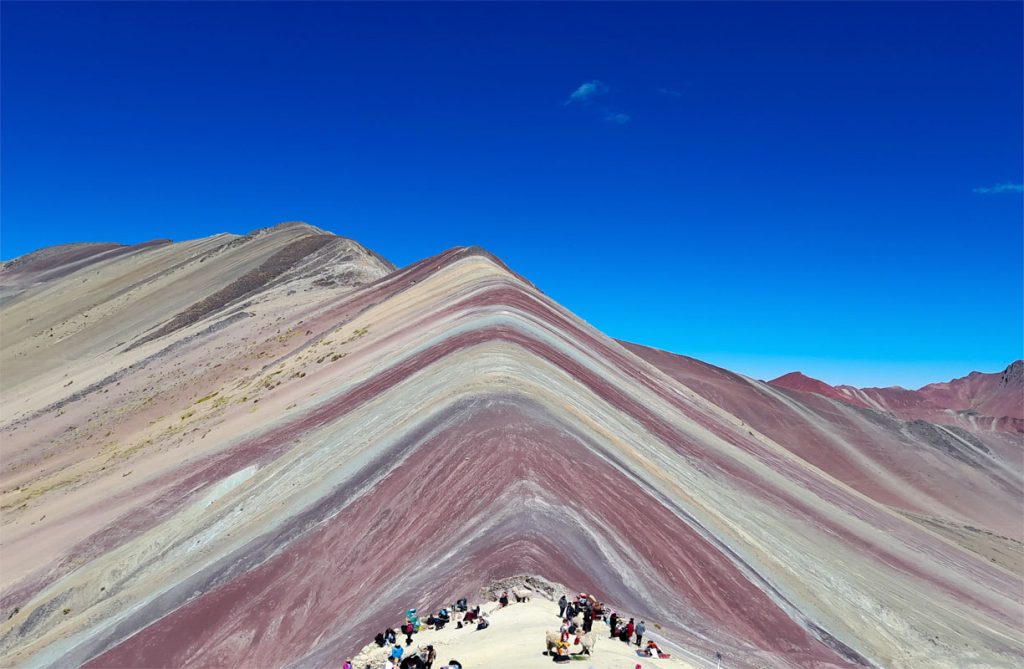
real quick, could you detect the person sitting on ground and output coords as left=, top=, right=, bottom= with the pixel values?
left=374, top=632, right=386, bottom=648
left=644, top=640, right=663, bottom=657
left=385, top=628, right=397, bottom=645
left=455, top=598, right=467, bottom=612
left=462, top=607, right=478, bottom=623
left=476, top=613, right=490, bottom=631
left=401, top=656, right=427, bottom=669
left=390, top=644, right=404, bottom=662
left=552, top=641, right=571, bottom=664
left=427, top=611, right=448, bottom=630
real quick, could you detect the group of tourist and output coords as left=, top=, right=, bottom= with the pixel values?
left=607, top=610, right=647, bottom=646
left=347, top=587, right=669, bottom=668
left=551, top=592, right=665, bottom=662
left=548, top=593, right=601, bottom=663
left=347, top=595, right=497, bottom=668
left=606, top=607, right=665, bottom=658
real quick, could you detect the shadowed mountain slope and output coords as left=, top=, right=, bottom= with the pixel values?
left=0, top=229, right=1020, bottom=669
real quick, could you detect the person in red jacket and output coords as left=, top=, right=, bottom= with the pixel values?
left=624, top=618, right=635, bottom=643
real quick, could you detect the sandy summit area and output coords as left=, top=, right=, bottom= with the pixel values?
left=351, top=595, right=702, bottom=669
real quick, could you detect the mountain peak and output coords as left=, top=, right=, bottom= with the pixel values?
left=1, top=230, right=1019, bottom=668
left=1001, top=360, right=1024, bottom=384
left=768, top=370, right=858, bottom=405
left=769, top=363, right=1023, bottom=429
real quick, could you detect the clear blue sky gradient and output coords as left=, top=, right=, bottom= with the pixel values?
left=2, top=2, right=1021, bottom=388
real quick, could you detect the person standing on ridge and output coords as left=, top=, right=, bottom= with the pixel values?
left=635, top=620, right=646, bottom=646
left=422, top=645, right=436, bottom=669
left=558, top=594, right=568, bottom=618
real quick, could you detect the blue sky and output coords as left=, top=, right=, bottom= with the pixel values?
left=2, top=2, right=1021, bottom=388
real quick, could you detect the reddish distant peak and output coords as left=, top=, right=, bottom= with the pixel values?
left=906, top=360, right=1022, bottom=393
left=768, top=372, right=853, bottom=403
left=769, top=371, right=830, bottom=389
left=770, top=362, right=1023, bottom=425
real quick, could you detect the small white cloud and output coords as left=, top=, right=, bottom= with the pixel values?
left=604, top=112, right=630, bottom=124
left=972, top=182, right=1023, bottom=194
left=657, top=87, right=682, bottom=98
left=566, top=80, right=608, bottom=105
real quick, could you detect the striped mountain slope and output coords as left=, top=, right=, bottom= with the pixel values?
left=0, top=228, right=1020, bottom=669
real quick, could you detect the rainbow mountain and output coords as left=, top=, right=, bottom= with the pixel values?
left=1, top=223, right=1020, bottom=669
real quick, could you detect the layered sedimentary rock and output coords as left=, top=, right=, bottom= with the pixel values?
left=0, top=226, right=1020, bottom=669
left=769, top=363, right=1023, bottom=433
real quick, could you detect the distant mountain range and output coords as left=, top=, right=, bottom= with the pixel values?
left=1, top=224, right=1020, bottom=669
left=769, top=362, right=1023, bottom=433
